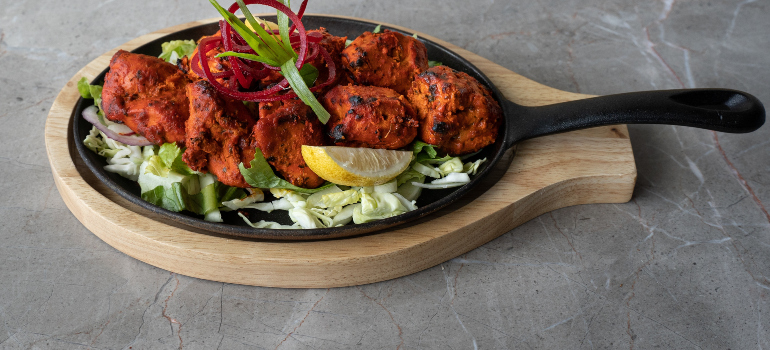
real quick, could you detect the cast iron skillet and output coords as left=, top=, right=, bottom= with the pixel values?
left=73, top=16, right=766, bottom=240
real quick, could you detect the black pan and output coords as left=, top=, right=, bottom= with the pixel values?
left=73, top=16, right=765, bottom=240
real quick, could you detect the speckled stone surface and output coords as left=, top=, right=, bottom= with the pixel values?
left=2, top=0, right=769, bottom=348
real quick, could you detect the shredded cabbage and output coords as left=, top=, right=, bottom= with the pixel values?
left=84, top=127, right=148, bottom=181
left=396, top=180, right=424, bottom=202
left=238, top=212, right=297, bottom=229
left=463, top=158, right=487, bottom=175
left=374, top=179, right=398, bottom=193
left=353, top=193, right=408, bottom=224
left=319, top=189, right=360, bottom=208
left=437, top=157, right=464, bottom=176
left=413, top=162, right=441, bottom=178
left=432, top=172, right=471, bottom=185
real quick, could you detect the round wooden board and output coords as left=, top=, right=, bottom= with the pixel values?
left=45, top=16, right=636, bottom=288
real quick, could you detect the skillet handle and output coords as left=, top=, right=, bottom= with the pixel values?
left=505, top=88, right=765, bottom=146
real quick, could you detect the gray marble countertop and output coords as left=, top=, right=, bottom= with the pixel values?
left=2, top=0, right=768, bottom=348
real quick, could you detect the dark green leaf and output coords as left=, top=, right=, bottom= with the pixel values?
left=298, top=63, right=319, bottom=87
left=412, top=141, right=440, bottom=164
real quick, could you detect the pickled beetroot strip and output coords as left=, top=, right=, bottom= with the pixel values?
left=307, top=44, right=337, bottom=92
left=288, top=0, right=308, bottom=34
left=198, top=36, right=292, bottom=101
left=212, top=1, right=308, bottom=89
left=265, top=30, right=323, bottom=43
left=220, top=19, right=272, bottom=81
left=191, top=53, right=236, bottom=79
left=225, top=0, right=309, bottom=70
left=197, top=39, right=337, bottom=101
left=239, top=62, right=272, bottom=79
left=189, top=36, right=235, bottom=79
left=220, top=20, right=253, bottom=87
left=294, top=41, right=320, bottom=64
left=196, top=0, right=337, bottom=103
left=202, top=1, right=304, bottom=98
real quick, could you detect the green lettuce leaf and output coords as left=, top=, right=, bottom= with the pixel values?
left=158, top=143, right=195, bottom=175
left=141, top=182, right=188, bottom=212
left=412, top=141, right=440, bottom=164
left=159, top=39, right=197, bottom=64
left=412, top=140, right=437, bottom=157
left=396, top=168, right=425, bottom=186
left=319, top=189, right=361, bottom=208
left=77, top=78, right=104, bottom=116
left=77, top=77, right=91, bottom=98
left=192, top=182, right=220, bottom=215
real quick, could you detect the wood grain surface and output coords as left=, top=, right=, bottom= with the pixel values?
left=44, top=16, right=636, bottom=288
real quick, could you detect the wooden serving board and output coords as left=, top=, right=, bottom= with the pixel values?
left=44, top=16, right=636, bottom=288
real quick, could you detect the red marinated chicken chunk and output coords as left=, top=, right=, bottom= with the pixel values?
left=255, top=98, right=328, bottom=189
left=321, top=85, right=419, bottom=150
left=408, top=66, right=502, bottom=155
left=183, top=80, right=258, bottom=188
left=341, top=30, right=428, bottom=95
left=101, top=50, right=191, bottom=146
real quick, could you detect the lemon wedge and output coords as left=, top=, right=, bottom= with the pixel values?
left=301, top=146, right=412, bottom=186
